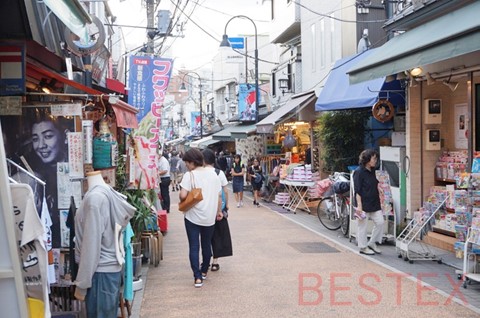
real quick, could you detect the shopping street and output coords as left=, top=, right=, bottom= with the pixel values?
left=130, top=188, right=480, bottom=318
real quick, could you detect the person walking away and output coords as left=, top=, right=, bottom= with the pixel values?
left=202, top=149, right=230, bottom=272
left=176, top=152, right=187, bottom=189
left=231, top=154, right=245, bottom=207
left=158, top=152, right=171, bottom=213
left=248, top=158, right=263, bottom=207
left=353, top=149, right=384, bottom=255
left=179, top=149, right=222, bottom=288
left=169, top=151, right=180, bottom=191
left=217, top=151, right=228, bottom=176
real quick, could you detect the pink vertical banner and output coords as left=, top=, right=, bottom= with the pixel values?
left=132, top=136, right=157, bottom=189
left=67, top=132, right=84, bottom=177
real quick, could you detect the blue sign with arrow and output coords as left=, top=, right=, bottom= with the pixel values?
left=228, top=37, right=245, bottom=49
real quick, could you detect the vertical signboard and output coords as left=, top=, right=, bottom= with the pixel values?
left=127, top=56, right=174, bottom=189
left=238, top=83, right=257, bottom=122
left=0, top=44, right=25, bottom=96
left=190, top=111, right=201, bottom=137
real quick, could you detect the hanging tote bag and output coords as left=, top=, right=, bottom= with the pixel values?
left=178, top=172, right=203, bottom=212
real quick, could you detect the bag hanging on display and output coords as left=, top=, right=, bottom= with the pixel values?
left=283, top=128, right=296, bottom=148
left=178, top=172, right=203, bottom=212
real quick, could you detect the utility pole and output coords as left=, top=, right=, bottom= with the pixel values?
left=146, top=0, right=155, bottom=54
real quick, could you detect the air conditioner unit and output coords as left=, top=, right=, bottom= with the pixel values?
left=424, top=99, right=442, bottom=124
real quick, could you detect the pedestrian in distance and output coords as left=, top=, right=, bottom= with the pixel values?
left=179, top=148, right=222, bottom=288
left=248, top=157, right=263, bottom=207
left=169, top=151, right=180, bottom=191
left=158, top=151, right=171, bottom=213
left=353, top=148, right=384, bottom=255
left=202, top=149, right=232, bottom=272
left=231, top=154, right=245, bottom=208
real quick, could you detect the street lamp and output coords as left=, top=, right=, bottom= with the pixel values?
left=180, top=72, right=203, bottom=138
left=220, top=15, right=259, bottom=122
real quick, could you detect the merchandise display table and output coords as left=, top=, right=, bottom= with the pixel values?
left=280, top=179, right=315, bottom=213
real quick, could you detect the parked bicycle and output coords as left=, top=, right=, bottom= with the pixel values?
left=317, top=172, right=351, bottom=236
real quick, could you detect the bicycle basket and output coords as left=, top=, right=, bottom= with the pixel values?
left=333, top=181, right=350, bottom=194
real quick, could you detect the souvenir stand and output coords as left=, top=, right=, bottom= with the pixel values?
left=261, top=120, right=320, bottom=211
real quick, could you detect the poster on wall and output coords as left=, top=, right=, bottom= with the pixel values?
left=1, top=107, right=75, bottom=248
left=455, top=103, right=468, bottom=149
left=238, top=83, right=257, bottom=122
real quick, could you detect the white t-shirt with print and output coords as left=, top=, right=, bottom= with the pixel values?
left=180, top=167, right=221, bottom=226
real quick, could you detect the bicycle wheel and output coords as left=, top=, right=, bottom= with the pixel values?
left=317, top=196, right=341, bottom=230
left=340, top=197, right=350, bottom=236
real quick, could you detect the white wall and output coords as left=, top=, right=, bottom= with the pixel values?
left=300, top=0, right=355, bottom=95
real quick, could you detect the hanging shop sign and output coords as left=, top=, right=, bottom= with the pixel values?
left=64, top=16, right=106, bottom=56
left=0, top=44, right=25, bottom=96
left=372, top=99, right=394, bottom=123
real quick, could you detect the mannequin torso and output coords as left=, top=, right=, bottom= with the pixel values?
left=86, top=171, right=106, bottom=190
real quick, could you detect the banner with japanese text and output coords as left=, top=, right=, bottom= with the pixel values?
left=128, top=56, right=174, bottom=189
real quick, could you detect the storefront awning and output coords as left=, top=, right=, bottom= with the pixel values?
left=230, top=124, right=257, bottom=139
left=110, top=100, right=139, bottom=129
left=165, top=137, right=185, bottom=146
left=256, top=91, right=316, bottom=134
left=315, top=49, right=386, bottom=111
left=212, top=124, right=240, bottom=141
left=348, top=2, right=480, bottom=84
left=189, top=136, right=221, bottom=149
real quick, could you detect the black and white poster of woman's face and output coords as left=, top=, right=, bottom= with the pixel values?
left=1, top=107, right=74, bottom=248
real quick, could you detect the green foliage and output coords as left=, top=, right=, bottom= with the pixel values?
left=314, top=109, right=370, bottom=173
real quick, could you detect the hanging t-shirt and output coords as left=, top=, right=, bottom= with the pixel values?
left=10, top=184, right=51, bottom=318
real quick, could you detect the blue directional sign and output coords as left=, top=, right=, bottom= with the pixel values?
left=228, top=37, right=245, bottom=49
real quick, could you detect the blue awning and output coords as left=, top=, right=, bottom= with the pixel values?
left=315, top=49, right=386, bottom=111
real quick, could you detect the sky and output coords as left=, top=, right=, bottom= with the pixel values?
left=109, top=0, right=271, bottom=72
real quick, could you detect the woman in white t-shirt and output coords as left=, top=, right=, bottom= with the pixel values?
left=179, top=148, right=222, bottom=288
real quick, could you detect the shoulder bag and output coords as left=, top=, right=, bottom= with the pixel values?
left=178, top=172, right=203, bottom=212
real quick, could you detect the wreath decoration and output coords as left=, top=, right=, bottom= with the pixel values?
left=372, top=99, right=395, bottom=123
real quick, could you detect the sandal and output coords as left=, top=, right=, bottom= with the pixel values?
left=211, top=263, right=220, bottom=271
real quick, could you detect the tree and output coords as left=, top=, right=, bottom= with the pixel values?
left=314, top=109, right=370, bottom=173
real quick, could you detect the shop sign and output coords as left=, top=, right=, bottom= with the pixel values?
left=51, top=103, right=82, bottom=117
left=67, top=132, right=84, bottom=178
left=0, top=44, right=25, bottom=96
left=0, top=96, right=22, bottom=115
